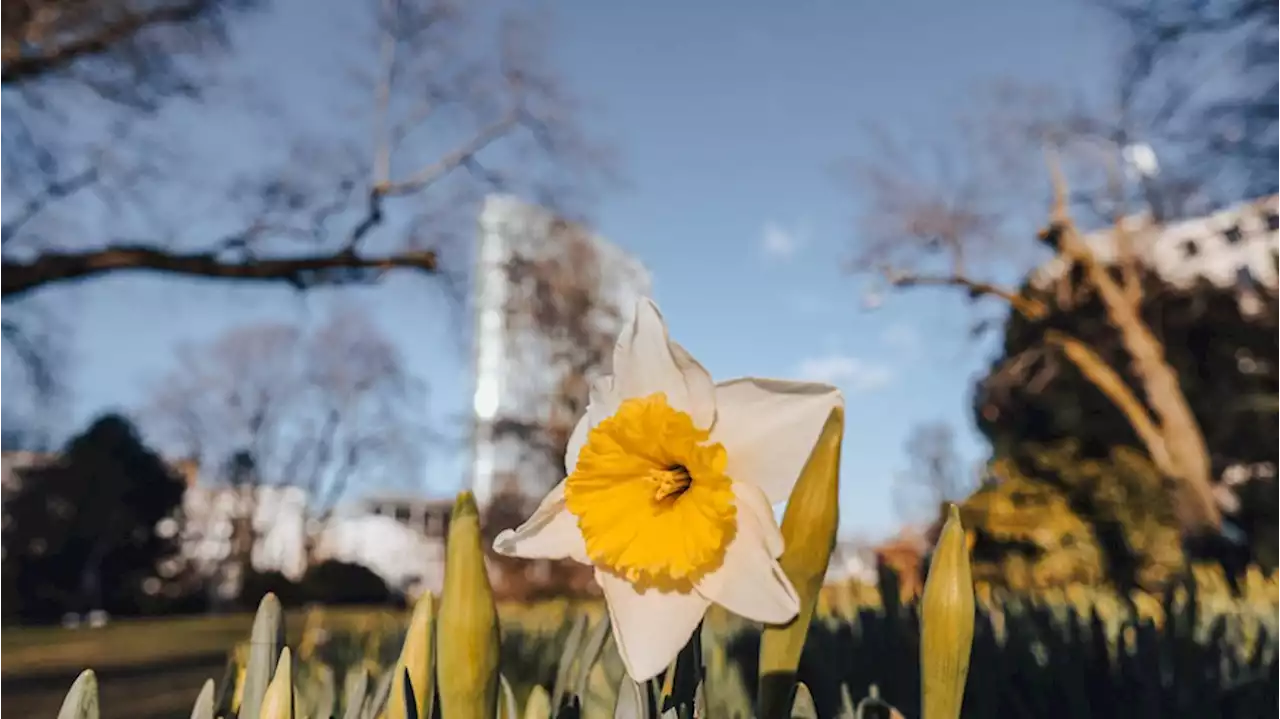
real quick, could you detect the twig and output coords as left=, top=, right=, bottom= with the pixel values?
left=376, top=112, right=520, bottom=196
left=886, top=270, right=1048, bottom=320
left=1, top=167, right=100, bottom=243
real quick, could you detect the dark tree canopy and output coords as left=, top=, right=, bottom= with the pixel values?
left=976, top=273, right=1277, bottom=461
left=2, top=413, right=187, bottom=622
left=961, top=441, right=1185, bottom=594
left=973, top=257, right=1278, bottom=569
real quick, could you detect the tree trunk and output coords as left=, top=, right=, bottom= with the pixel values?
left=1056, top=223, right=1221, bottom=532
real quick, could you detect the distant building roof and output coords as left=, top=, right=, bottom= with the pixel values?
left=1031, top=195, right=1279, bottom=296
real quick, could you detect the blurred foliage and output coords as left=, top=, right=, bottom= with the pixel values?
left=241, top=561, right=402, bottom=611
left=1, top=414, right=188, bottom=623
left=974, top=265, right=1278, bottom=570
left=960, top=440, right=1185, bottom=594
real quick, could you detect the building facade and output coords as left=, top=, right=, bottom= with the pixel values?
left=1031, top=195, right=1279, bottom=313
left=470, top=195, right=652, bottom=507
left=178, top=481, right=453, bottom=599
left=179, top=482, right=311, bottom=600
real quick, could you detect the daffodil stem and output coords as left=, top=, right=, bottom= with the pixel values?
left=660, top=621, right=703, bottom=719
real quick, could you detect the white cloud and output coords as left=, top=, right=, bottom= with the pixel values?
left=794, top=354, right=893, bottom=392
left=760, top=222, right=802, bottom=259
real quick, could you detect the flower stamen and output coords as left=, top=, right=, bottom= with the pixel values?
left=651, top=465, right=692, bottom=501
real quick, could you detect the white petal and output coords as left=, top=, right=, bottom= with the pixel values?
left=612, top=298, right=716, bottom=428
left=564, top=375, right=626, bottom=474
left=733, top=481, right=785, bottom=558
left=565, top=414, right=590, bottom=475
left=694, top=489, right=799, bottom=624
left=711, top=378, right=844, bottom=503
left=597, top=571, right=710, bottom=681
left=492, top=481, right=588, bottom=563
left=588, top=375, right=620, bottom=424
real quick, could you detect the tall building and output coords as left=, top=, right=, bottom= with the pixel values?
left=470, top=195, right=651, bottom=507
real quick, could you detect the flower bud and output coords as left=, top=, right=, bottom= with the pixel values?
left=436, top=491, right=501, bottom=719
left=920, top=504, right=975, bottom=719
left=758, top=407, right=843, bottom=718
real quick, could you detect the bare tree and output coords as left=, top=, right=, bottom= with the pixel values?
left=2, top=0, right=611, bottom=486
left=141, top=307, right=427, bottom=564
left=895, top=421, right=974, bottom=521
left=1, top=0, right=609, bottom=296
left=845, top=121, right=1227, bottom=536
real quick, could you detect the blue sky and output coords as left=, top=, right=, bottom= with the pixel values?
left=33, top=0, right=1117, bottom=540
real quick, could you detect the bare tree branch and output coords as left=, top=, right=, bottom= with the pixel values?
left=1, top=318, right=58, bottom=399
left=376, top=112, right=521, bottom=197
left=2, top=244, right=438, bottom=299
left=1042, top=330, right=1170, bottom=471
left=1, top=167, right=100, bottom=245
left=1, top=0, right=613, bottom=466
left=1048, top=212, right=1221, bottom=529
left=2, top=1, right=215, bottom=85
left=2, top=0, right=610, bottom=302
left=886, top=270, right=1048, bottom=320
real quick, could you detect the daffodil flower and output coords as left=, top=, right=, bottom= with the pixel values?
left=493, top=298, right=844, bottom=681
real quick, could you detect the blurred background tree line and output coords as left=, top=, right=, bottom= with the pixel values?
left=1, top=0, right=1276, bottom=624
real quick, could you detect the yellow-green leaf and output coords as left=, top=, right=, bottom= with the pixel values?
left=387, top=592, right=436, bottom=719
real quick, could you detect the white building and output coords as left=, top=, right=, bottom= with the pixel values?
left=470, top=195, right=652, bottom=506
left=179, top=482, right=451, bottom=598
left=313, top=513, right=446, bottom=596
left=359, top=493, right=454, bottom=538
left=180, top=484, right=309, bottom=577
left=1031, top=195, right=1279, bottom=313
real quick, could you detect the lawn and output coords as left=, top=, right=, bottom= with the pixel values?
left=0, top=599, right=600, bottom=719
left=1, top=606, right=405, bottom=719
left=1, top=606, right=401, bottom=678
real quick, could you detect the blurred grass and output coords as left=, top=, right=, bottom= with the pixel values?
left=0, top=600, right=605, bottom=678
left=6, top=567, right=1273, bottom=678
left=3, top=576, right=1274, bottom=719
left=0, top=606, right=401, bottom=677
